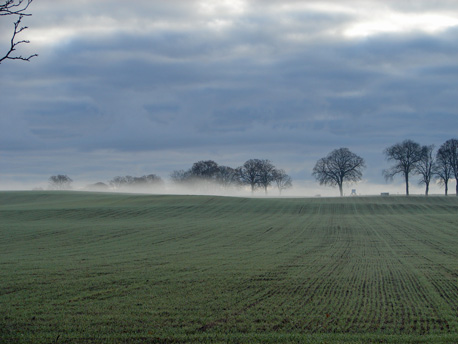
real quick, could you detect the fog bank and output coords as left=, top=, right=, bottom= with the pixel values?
left=0, top=178, right=450, bottom=198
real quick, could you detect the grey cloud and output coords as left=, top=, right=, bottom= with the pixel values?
left=2, top=1, right=458, bottom=189
left=144, top=104, right=180, bottom=125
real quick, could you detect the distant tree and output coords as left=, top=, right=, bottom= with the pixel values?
left=0, top=0, right=37, bottom=64
left=272, top=169, right=292, bottom=195
left=109, top=174, right=163, bottom=189
left=48, top=175, right=73, bottom=190
left=143, top=174, right=163, bottom=185
left=216, top=165, right=241, bottom=188
left=257, top=159, right=276, bottom=194
left=313, top=148, right=365, bottom=197
left=383, top=139, right=423, bottom=196
left=190, top=160, right=219, bottom=180
left=109, top=176, right=128, bottom=189
left=171, top=161, right=220, bottom=185
left=171, top=161, right=243, bottom=190
left=438, top=139, right=458, bottom=196
left=86, top=182, right=109, bottom=191
left=238, top=159, right=263, bottom=193
left=415, top=145, right=435, bottom=196
left=131, top=174, right=163, bottom=187
left=170, top=169, right=190, bottom=184
left=435, top=144, right=453, bottom=195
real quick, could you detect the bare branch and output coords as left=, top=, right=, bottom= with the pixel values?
left=0, top=0, right=33, bottom=16
left=0, top=14, right=37, bottom=64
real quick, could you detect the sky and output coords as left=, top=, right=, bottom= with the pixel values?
left=1, top=0, right=458, bottom=195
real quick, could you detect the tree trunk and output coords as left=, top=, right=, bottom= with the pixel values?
left=405, top=174, right=409, bottom=196
left=338, top=183, right=343, bottom=197
left=445, top=182, right=448, bottom=196
left=456, top=180, right=458, bottom=196
left=425, top=182, right=429, bottom=196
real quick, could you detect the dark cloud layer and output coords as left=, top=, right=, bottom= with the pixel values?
left=1, top=1, right=458, bottom=193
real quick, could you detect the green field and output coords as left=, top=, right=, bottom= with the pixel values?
left=2, top=191, right=458, bottom=343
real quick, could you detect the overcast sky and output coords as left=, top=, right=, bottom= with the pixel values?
left=1, top=0, right=458, bottom=195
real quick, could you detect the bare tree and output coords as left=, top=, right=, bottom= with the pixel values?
left=383, top=139, right=423, bottom=196
left=143, top=174, right=163, bottom=185
left=415, top=145, right=435, bottom=196
left=110, top=174, right=163, bottom=190
left=272, top=169, right=292, bottom=195
left=435, top=144, right=453, bottom=195
left=238, top=159, right=262, bottom=193
left=257, top=159, right=276, bottom=194
left=109, top=176, right=128, bottom=189
left=171, top=161, right=242, bottom=190
left=216, top=165, right=241, bottom=188
left=48, top=175, right=73, bottom=190
left=170, top=169, right=191, bottom=184
left=438, top=139, right=458, bottom=196
left=190, top=160, right=219, bottom=180
left=312, top=148, right=365, bottom=197
left=0, top=0, right=37, bottom=64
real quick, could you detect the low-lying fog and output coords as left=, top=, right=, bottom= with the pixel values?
left=0, top=179, right=449, bottom=197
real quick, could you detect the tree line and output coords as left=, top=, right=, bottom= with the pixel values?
left=382, top=139, right=458, bottom=196
left=312, top=138, right=458, bottom=196
left=47, top=159, right=293, bottom=195
left=46, top=138, right=458, bottom=196
left=170, top=159, right=292, bottom=194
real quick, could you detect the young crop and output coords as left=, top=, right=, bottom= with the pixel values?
left=1, top=192, right=458, bottom=343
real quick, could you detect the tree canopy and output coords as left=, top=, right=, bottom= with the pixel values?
left=383, top=139, right=423, bottom=196
left=312, top=148, right=365, bottom=197
left=48, top=175, right=73, bottom=190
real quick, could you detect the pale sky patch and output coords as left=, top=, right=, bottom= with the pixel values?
left=344, top=12, right=458, bottom=38
left=198, top=0, right=247, bottom=16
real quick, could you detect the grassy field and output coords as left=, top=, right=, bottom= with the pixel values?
left=1, top=191, right=458, bottom=343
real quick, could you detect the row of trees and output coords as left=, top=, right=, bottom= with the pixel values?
left=109, top=174, right=163, bottom=190
left=48, top=138, right=458, bottom=196
left=47, top=159, right=293, bottom=194
left=47, top=174, right=164, bottom=191
left=383, top=139, right=458, bottom=196
left=312, top=138, right=458, bottom=196
left=170, top=159, right=292, bottom=194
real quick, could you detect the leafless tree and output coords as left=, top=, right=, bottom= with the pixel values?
left=217, top=165, right=241, bottom=188
left=190, top=160, right=220, bottom=180
left=257, top=159, right=276, bottom=194
left=437, top=139, right=458, bottom=196
left=237, top=159, right=277, bottom=194
left=0, top=0, right=37, bottom=64
left=272, top=169, right=292, bottom=195
left=48, top=175, right=73, bottom=190
left=238, top=159, right=262, bottom=193
left=415, top=145, right=435, bottom=196
left=109, top=174, right=163, bottom=190
left=313, top=148, right=365, bottom=197
left=171, top=161, right=241, bottom=190
left=383, top=139, right=423, bottom=196
left=435, top=144, right=453, bottom=195
left=170, top=170, right=191, bottom=184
